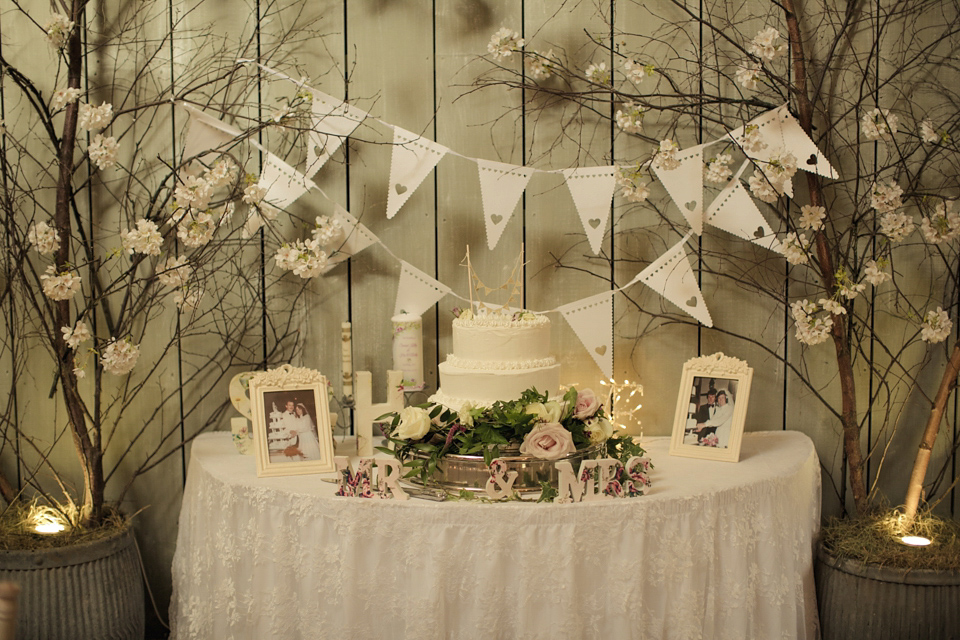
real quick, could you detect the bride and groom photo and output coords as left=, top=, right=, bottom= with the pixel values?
left=264, top=392, right=323, bottom=463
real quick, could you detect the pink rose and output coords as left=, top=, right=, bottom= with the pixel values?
left=519, top=422, right=576, bottom=460
left=573, top=388, right=600, bottom=420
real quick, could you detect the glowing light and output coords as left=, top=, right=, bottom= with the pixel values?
left=900, top=535, right=931, bottom=547
left=34, top=522, right=66, bottom=534
left=602, top=378, right=644, bottom=436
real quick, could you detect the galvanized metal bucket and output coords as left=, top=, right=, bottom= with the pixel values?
left=406, top=442, right=605, bottom=493
left=815, top=543, right=960, bottom=639
left=0, top=526, right=144, bottom=639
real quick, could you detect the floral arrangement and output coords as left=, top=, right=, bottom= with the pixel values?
left=379, top=386, right=651, bottom=496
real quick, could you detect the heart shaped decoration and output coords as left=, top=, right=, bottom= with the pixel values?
left=685, top=200, right=698, bottom=211
left=754, top=226, right=766, bottom=238
left=806, top=153, right=818, bottom=166
left=594, top=345, right=607, bottom=356
left=588, top=218, right=602, bottom=229
left=490, top=214, right=504, bottom=225
left=686, top=296, right=698, bottom=307
left=395, top=183, right=408, bottom=195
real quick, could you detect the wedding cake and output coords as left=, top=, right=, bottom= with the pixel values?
left=429, top=310, right=561, bottom=411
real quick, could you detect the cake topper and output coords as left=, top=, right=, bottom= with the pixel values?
left=462, top=245, right=527, bottom=315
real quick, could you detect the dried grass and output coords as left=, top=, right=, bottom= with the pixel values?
left=0, top=502, right=129, bottom=552
left=821, top=510, right=960, bottom=572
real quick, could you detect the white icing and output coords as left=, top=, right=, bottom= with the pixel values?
left=451, top=318, right=552, bottom=364
left=445, top=354, right=556, bottom=371
left=436, top=361, right=561, bottom=406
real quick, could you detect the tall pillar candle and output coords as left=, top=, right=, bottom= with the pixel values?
left=391, top=313, right=424, bottom=391
left=341, top=322, right=353, bottom=400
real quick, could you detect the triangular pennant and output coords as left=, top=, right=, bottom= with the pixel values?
left=394, top=260, right=453, bottom=317
left=178, top=103, right=242, bottom=163
left=562, top=167, right=617, bottom=255
left=727, top=108, right=782, bottom=161
left=331, top=205, right=379, bottom=258
left=476, top=160, right=534, bottom=250
left=557, top=291, right=614, bottom=378
left=705, top=178, right=783, bottom=253
left=652, top=144, right=706, bottom=235
left=773, top=106, right=837, bottom=179
left=385, top=127, right=449, bottom=219
left=635, top=234, right=713, bottom=327
left=305, top=91, right=368, bottom=179
left=727, top=105, right=836, bottom=179
left=319, top=205, right=381, bottom=274
left=258, top=152, right=312, bottom=211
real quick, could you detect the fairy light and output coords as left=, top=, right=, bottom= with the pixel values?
left=600, top=378, right=644, bottom=437
left=900, top=535, right=931, bottom=547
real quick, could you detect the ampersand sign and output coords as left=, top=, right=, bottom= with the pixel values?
left=484, top=459, right=518, bottom=499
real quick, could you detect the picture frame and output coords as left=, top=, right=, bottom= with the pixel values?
left=669, top=353, right=753, bottom=462
left=250, top=364, right=335, bottom=477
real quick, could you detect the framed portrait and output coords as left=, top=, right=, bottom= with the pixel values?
left=669, top=353, right=753, bottom=462
left=250, top=364, right=335, bottom=477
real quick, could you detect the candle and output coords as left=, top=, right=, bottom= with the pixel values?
left=391, top=313, right=424, bottom=391
left=341, top=322, right=353, bottom=400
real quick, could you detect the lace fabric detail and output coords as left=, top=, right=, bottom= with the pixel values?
left=444, top=353, right=557, bottom=370
left=170, top=430, right=820, bottom=640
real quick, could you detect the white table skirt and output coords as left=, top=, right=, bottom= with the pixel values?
left=169, top=431, right=820, bottom=640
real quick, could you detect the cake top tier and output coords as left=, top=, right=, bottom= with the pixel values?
left=453, top=309, right=549, bottom=329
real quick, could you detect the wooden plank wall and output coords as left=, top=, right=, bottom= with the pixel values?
left=3, top=0, right=957, bottom=621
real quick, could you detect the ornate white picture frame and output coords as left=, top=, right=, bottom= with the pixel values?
left=669, top=353, right=753, bottom=462
left=250, top=364, right=335, bottom=477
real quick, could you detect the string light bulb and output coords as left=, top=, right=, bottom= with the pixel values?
left=600, top=378, right=644, bottom=436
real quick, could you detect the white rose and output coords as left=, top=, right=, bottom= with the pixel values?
left=525, top=400, right=563, bottom=424
left=395, top=406, right=431, bottom=440
left=519, top=423, right=576, bottom=460
left=584, top=416, right=614, bottom=445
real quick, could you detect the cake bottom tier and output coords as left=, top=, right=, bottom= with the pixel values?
left=432, top=360, right=561, bottom=410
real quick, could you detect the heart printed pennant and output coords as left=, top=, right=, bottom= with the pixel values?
left=562, top=167, right=617, bottom=255
left=394, top=260, right=453, bottom=317
left=386, top=126, right=449, bottom=219
left=557, top=291, right=614, bottom=377
left=476, top=160, right=534, bottom=250
left=258, top=151, right=313, bottom=211
left=705, top=174, right=783, bottom=253
left=630, top=233, right=713, bottom=327
left=305, top=90, right=368, bottom=179
left=652, top=144, right=706, bottom=235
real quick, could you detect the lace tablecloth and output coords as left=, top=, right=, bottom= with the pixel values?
left=169, top=431, right=820, bottom=640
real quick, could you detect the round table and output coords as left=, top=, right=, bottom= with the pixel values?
left=170, top=430, right=820, bottom=639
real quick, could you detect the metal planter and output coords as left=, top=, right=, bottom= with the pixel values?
left=0, top=526, right=144, bottom=639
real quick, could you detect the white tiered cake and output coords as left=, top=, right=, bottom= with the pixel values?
left=429, top=311, right=561, bottom=411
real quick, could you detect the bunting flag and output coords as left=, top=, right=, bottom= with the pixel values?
left=773, top=106, right=837, bottom=179
left=705, top=176, right=783, bottom=253
left=305, top=90, right=368, bottom=179
left=477, top=160, right=534, bottom=250
left=557, top=291, right=614, bottom=378
left=652, top=144, right=706, bottom=235
left=394, top=260, right=453, bottom=317
left=258, top=151, right=313, bottom=210
left=320, top=205, right=382, bottom=273
left=178, top=103, right=241, bottom=163
left=386, top=127, right=449, bottom=219
left=629, top=233, right=713, bottom=327
left=562, top=167, right=617, bottom=254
